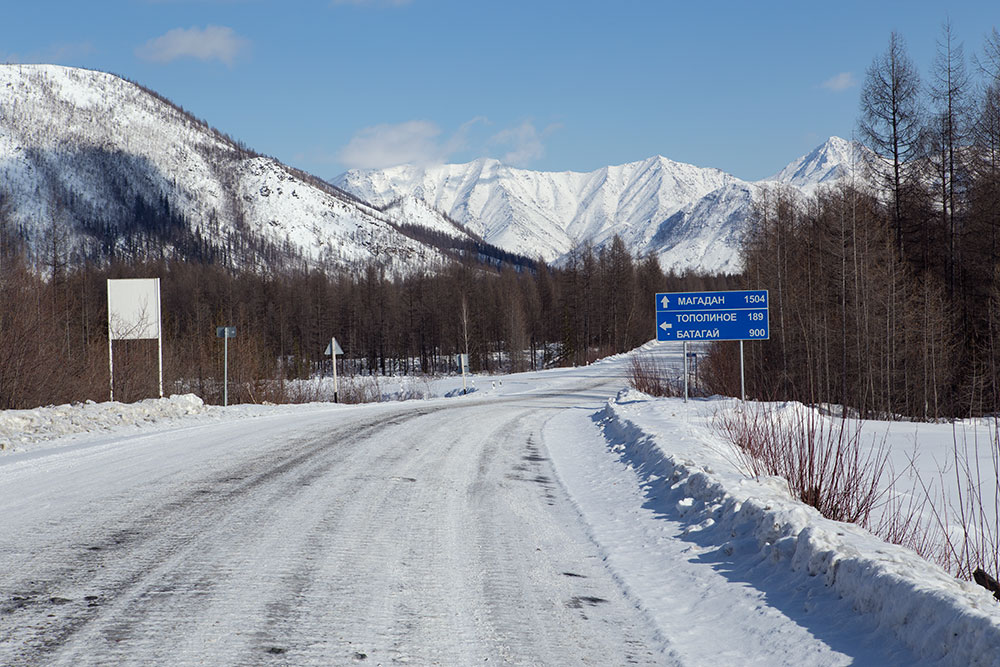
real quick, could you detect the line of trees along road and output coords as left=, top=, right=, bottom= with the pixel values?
left=0, top=225, right=735, bottom=409
left=730, top=27, right=1000, bottom=419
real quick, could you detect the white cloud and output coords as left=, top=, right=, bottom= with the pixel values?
left=821, top=72, right=857, bottom=92
left=337, top=117, right=558, bottom=170
left=489, top=120, right=559, bottom=167
left=338, top=120, right=448, bottom=169
left=136, top=26, right=249, bottom=66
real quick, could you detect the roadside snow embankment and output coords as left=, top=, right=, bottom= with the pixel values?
left=0, top=394, right=209, bottom=453
left=602, top=389, right=1000, bottom=665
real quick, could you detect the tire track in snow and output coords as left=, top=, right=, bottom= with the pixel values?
left=0, top=394, right=667, bottom=665
left=0, top=410, right=431, bottom=665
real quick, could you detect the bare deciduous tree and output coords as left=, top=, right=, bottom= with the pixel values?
left=859, top=32, right=924, bottom=258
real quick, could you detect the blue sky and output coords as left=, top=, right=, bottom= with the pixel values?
left=2, top=1, right=997, bottom=180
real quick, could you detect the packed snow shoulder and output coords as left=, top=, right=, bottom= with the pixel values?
left=600, top=389, right=1000, bottom=665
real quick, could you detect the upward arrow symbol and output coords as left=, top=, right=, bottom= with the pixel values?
left=661, top=296, right=670, bottom=309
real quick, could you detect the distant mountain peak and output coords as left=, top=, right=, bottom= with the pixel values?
left=767, top=136, right=859, bottom=191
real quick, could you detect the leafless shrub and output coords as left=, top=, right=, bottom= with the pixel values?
left=337, top=375, right=384, bottom=404
left=715, top=402, right=891, bottom=525
left=628, top=353, right=680, bottom=397
left=868, top=466, right=937, bottom=560
left=281, top=379, right=334, bottom=404
left=718, top=403, right=1000, bottom=593
left=904, top=422, right=1000, bottom=585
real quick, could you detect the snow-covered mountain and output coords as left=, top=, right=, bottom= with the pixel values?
left=767, top=135, right=858, bottom=194
left=0, top=65, right=467, bottom=273
left=0, top=64, right=858, bottom=276
left=333, top=137, right=859, bottom=274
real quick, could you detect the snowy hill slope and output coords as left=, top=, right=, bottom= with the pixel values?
left=333, top=137, right=859, bottom=274
left=0, top=64, right=859, bottom=276
left=0, top=65, right=465, bottom=273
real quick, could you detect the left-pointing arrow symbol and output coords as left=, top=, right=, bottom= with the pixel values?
left=659, top=321, right=672, bottom=331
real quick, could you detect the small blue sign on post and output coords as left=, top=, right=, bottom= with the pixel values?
left=215, top=326, right=236, bottom=406
left=655, top=290, right=768, bottom=342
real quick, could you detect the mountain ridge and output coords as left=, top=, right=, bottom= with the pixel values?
left=332, top=136, right=857, bottom=273
left=0, top=64, right=470, bottom=274
left=1, top=64, right=857, bottom=276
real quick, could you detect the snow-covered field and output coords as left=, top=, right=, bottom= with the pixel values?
left=2, top=343, right=1000, bottom=664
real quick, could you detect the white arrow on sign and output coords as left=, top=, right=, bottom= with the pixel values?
left=659, top=321, right=672, bottom=331
left=661, top=296, right=670, bottom=309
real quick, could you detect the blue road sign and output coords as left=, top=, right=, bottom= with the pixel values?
left=655, top=290, right=768, bottom=342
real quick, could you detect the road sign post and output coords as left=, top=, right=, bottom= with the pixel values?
left=216, top=326, right=236, bottom=406
left=457, top=353, right=469, bottom=395
left=325, top=338, right=344, bottom=403
left=655, top=290, right=768, bottom=401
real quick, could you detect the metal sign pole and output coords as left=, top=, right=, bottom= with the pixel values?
left=156, top=279, right=163, bottom=398
left=107, top=280, right=114, bottom=402
left=740, top=340, right=746, bottom=402
left=223, top=335, right=229, bottom=407
left=216, top=326, right=236, bottom=406
left=332, top=338, right=339, bottom=404
left=108, top=340, right=115, bottom=403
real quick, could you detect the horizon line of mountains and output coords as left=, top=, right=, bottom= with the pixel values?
left=0, top=64, right=857, bottom=275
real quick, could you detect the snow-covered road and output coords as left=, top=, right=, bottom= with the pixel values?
left=2, top=351, right=997, bottom=665
left=0, top=373, right=666, bottom=665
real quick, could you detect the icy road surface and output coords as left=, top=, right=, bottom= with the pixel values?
left=0, top=374, right=665, bottom=665
left=0, top=353, right=949, bottom=665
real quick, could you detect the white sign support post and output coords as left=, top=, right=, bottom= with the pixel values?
left=107, top=278, right=163, bottom=402
left=217, top=327, right=236, bottom=406
left=325, top=338, right=344, bottom=403
left=740, top=340, right=746, bottom=402
left=332, top=339, right=338, bottom=404
left=457, top=354, right=469, bottom=395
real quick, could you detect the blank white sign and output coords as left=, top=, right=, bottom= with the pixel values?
left=108, top=278, right=161, bottom=340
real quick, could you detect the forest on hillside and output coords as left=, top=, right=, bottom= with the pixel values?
left=725, top=26, right=1000, bottom=419
left=0, top=216, right=733, bottom=409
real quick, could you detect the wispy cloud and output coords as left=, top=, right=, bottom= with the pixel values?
left=338, top=121, right=448, bottom=169
left=821, top=72, right=857, bottom=93
left=337, top=117, right=559, bottom=170
left=489, top=120, right=560, bottom=167
left=337, top=117, right=485, bottom=169
left=135, top=26, right=249, bottom=66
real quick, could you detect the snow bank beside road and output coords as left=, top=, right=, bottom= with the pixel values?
left=602, top=389, right=1000, bottom=665
left=0, top=395, right=212, bottom=453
